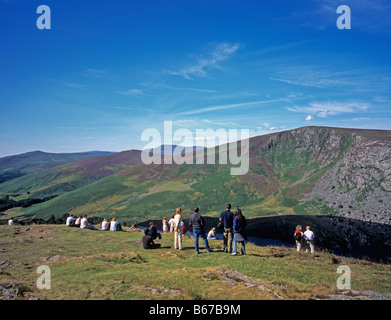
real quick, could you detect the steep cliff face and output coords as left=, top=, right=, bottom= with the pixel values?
left=300, top=129, right=391, bottom=224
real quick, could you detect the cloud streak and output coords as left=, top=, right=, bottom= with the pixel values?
left=166, top=42, right=240, bottom=79
left=287, top=101, right=370, bottom=118
left=180, top=98, right=288, bottom=115
left=115, top=88, right=146, bottom=97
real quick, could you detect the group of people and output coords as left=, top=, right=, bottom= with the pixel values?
left=294, top=225, right=316, bottom=254
left=159, top=206, right=214, bottom=254
left=31, top=209, right=316, bottom=257
left=219, top=204, right=248, bottom=255
left=65, top=215, right=123, bottom=231
left=142, top=204, right=248, bottom=256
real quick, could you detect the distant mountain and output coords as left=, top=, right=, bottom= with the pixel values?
left=0, top=150, right=114, bottom=183
left=1, top=127, right=390, bottom=226
left=75, top=151, right=114, bottom=156
left=147, top=144, right=206, bottom=156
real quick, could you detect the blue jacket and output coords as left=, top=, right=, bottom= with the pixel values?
left=233, top=216, right=247, bottom=234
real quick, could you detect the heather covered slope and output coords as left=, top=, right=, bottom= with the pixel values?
left=0, top=150, right=142, bottom=213
left=0, top=150, right=113, bottom=183
left=1, top=126, right=390, bottom=224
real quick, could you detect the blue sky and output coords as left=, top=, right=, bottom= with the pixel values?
left=1, top=0, right=391, bottom=157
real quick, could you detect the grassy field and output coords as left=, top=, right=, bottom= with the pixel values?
left=1, top=224, right=390, bottom=300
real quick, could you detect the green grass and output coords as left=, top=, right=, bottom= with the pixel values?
left=1, top=224, right=390, bottom=300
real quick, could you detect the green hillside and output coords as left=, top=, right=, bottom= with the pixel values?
left=1, top=126, right=390, bottom=224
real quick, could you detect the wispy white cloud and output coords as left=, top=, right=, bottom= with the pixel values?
left=166, top=42, right=240, bottom=79
left=287, top=101, right=370, bottom=118
left=250, top=40, right=311, bottom=56
left=270, top=66, right=391, bottom=93
left=305, top=115, right=314, bottom=121
left=180, top=98, right=287, bottom=115
left=270, top=77, right=323, bottom=88
left=351, top=117, right=370, bottom=121
left=115, top=88, right=146, bottom=97
left=268, top=125, right=287, bottom=131
left=140, top=81, right=216, bottom=93
left=187, top=88, right=216, bottom=93
left=83, top=68, right=107, bottom=79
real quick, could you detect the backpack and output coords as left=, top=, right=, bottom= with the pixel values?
left=294, top=231, right=302, bottom=241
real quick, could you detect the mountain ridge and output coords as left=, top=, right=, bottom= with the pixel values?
left=1, top=126, right=390, bottom=225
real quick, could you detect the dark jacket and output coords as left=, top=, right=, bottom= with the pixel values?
left=233, top=216, right=247, bottom=240
left=189, top=212, right=205, bottom=230
left=142, top=235, right=154, bottom=249
left=219, top=210, right=234, bottom=228
left=148, top=226, right=158, bottom=240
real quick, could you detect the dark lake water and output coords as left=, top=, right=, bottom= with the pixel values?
left=138, top=226, right=293, bottom=248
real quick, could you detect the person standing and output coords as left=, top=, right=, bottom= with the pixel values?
left=303, top=226, right=315, bottom=254
left=189, top=207, right=212, bottom=254
left=232, top=208, right=247, bottom=256
left=168, top=215, right=175, bottom=233
left=173, top=208, right=183, bottom=250
left=162, top=217, right=169, bottom=234
left=219, top=204, right=234, bottom=253
left=294, top=225, right=304, bottom=254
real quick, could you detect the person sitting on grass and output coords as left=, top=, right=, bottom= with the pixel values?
left=101, top=218, right=109, bottom=231
left=66, top=214, right=76, bottom=227
left=110, top=217, right=123, bottom=231
left=207, top=227, right=217, bottom=240
left=142, top=228, right=161, bottom=249
left=75, top=216, right=82, bottom=227
left=181, top=221, right=192, bottom=238
left=131, top=221, right=139, bottom=229
left=80, top=215, right=99, bottom=231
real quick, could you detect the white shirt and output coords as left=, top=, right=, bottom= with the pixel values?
left=304, top=230, right=315, bottom=241
left=66, top=216, right=75, bottom=226
left=207, top=230, right=216, bottom=238
left=80, top=218, right=88, bottom=228
left=8, top=219, right=14, bottom=225
left=102, top=221, right=108, bottom=230
left=110, top=221, right=118, bottom=231
left=173, top=214, right=182, bottom=232
left=168, top=218, right=174, bottom=227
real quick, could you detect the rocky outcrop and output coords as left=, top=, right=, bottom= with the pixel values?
left=300, top=130, right=391, bottom=224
